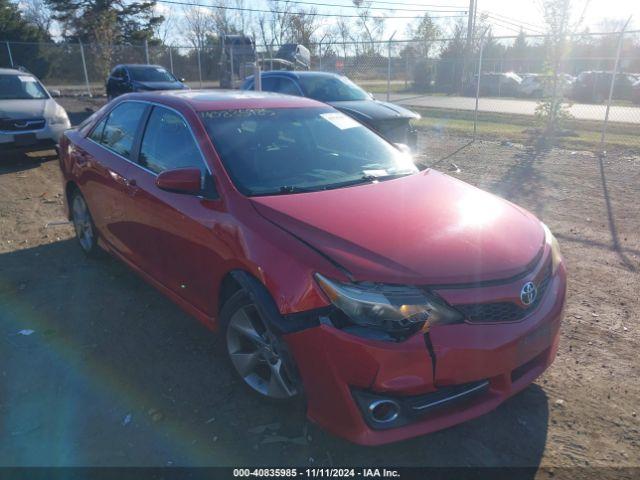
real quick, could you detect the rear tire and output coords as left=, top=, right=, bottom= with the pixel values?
left=70, top=190, right=100, bottom=257
left=220, top=290, right=301, bottom=402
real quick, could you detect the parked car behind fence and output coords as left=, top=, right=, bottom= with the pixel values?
left=466, top=72, right=523, bottom=98
left=571, top=71, right=640, bottom=103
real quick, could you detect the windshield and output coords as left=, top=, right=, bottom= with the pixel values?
left=200, top=107, right=417, bottom=196
left=0, top=74, right=48, bottom=100
left=128, top=66, right=177, bottom=82
left=297, top=75, right=370, bottom=102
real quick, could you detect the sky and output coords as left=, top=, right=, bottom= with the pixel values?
left=363, top=0, right=639, bottom=39
left=152, top=0, right=640, bottom=46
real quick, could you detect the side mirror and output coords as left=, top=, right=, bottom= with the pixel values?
left=368, top=92, right=376, bottom=100
left=179, top=78, right=186, bottom=83
left=50, top=89, right=61, bottom=97
left=156, top=168, right=202, bottom=195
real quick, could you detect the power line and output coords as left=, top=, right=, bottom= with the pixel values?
left=485, top=14, right=545, bottom=35
left=286, top=0, right=470, bottom=8
left=156, top=0, right=469, bottom=19
left=278, top=0, right=467, bottom=13
left=484, top=11, right=545, bottom=33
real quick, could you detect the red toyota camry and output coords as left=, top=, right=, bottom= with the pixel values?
left=58, top=90, right=566, bottom=445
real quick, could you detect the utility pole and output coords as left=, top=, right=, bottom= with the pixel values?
left=466, top=0, right=476, bottom=46
left=461, top=0, right=476, bottom=94
left=600, top=16, right=632, bottom=154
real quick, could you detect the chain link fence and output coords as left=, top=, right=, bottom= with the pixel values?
left=310, top=30, right=640, bottom=154
left=2, top=30, right=639, bottom=153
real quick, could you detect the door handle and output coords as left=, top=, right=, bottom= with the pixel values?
left=76, top=151, right=89, bottom=165
left=125, top=177, right=140, bottom=196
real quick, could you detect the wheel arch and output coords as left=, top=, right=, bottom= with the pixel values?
left=217, top=269, right=291, bottom=335
left=216, top=268, right=328, bottom=336
left=64, top=180, right=80, bottom=220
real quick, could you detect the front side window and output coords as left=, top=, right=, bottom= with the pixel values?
left=139, top=106, right=204, bottom=175
left=100, top=102, right=147, bottom=158
left=199, top=107, right=417, bottom=196
left=0, top=74, right=48, bottom=100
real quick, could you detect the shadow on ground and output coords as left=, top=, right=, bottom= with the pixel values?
left=0, top=152, right=57, bottom=175
left=0, top=239, right=549, bottom=470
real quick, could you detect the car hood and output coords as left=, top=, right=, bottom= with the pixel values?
left=328, top=100, right=420, bottom=122
left=250, top=170, right=545, bottom=285
left=133, top=81, right=185, bottom=90
left=0, top=98, right=57, bottom=119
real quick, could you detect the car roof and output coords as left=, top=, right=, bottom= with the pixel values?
left=258, top=70, right=343, bottom=80
left=0, top=68, right=33, bottom=76
left=123, top=89, right=327, bottom=111
left=114, top=64, right=167, bottom=70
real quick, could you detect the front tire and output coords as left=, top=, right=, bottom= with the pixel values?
left=221, top=290, right=301, bottom=401
left=71, top=190, right=100, bottom=257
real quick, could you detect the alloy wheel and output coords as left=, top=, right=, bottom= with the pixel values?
left=226, top=305, right=298, bottom=399
left=72, top=194, right=94, bottom=253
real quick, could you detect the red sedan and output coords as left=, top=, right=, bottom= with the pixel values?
left=58, top=91, right=566, bottom=445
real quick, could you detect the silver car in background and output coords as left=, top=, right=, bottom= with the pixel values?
left=0, top=68, right=71, bottom=156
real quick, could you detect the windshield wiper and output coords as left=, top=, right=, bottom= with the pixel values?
left=319, top=172, right=412, bottom=191
left=278, top=185, right=319, bottom=194
left=247, top=185, right=320, bottom=196
left=248, top=172, right=414, bottom=197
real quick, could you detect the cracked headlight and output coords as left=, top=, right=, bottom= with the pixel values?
left=314, top=273, right=463, bottom=334
left=543, top=223, right=562, bottom=274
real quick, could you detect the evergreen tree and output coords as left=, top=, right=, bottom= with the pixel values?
left=45, top=0, right=163, bottom=44
left=0, top=0, right=51, bottom=75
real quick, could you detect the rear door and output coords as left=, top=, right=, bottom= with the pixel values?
left=78, top=101, right=148, bottom=257
left=122, top=104, right=225, bottom=316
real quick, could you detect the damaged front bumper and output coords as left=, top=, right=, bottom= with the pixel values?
left=284, top=264, right=566, bottom=445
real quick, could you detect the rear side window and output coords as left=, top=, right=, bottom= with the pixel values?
left=276, top=78, right=301, bottom=96
left=88, top=117, right=107, bottom=142
left=254, top=77, right=301, bottom=96
left=100, top=102, right=147, bottom=158
left=139, top=106, right=205, bottom=175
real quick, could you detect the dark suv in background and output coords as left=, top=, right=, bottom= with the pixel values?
left=242, top=71, right=419, bottom=151
left=571, top=71, right=640, bottom=103
left=106, top=64, right=188, bottom=100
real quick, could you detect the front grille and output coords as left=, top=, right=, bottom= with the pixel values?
left=456, top=263, right=553, bottom=323
left=0, top=118, right=46, bottom=131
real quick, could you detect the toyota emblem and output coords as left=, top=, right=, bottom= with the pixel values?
left=520, top=282, right=537, bottom=306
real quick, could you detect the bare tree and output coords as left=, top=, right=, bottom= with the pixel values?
left=288, top=8, right=322, bottom=48
left=257, top=0, right=294, bottom=52
left=352, top=0, right=385, bottom=55
left=153, top=5, right=177, bottom=45
left=181, top=2, right=216, bottom=49
left=332, top=17, right=352, bottom=63
left=536, top=0, right=590, bottom=136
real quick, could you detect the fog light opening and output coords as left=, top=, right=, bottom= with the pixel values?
left=368, top=399, right=400, bottom=423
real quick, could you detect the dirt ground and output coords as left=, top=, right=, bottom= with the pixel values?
left=0, top=98, right=639, bottom=475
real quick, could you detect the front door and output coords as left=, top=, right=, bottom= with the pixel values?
left=121, top=105, right=225, bottom=316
